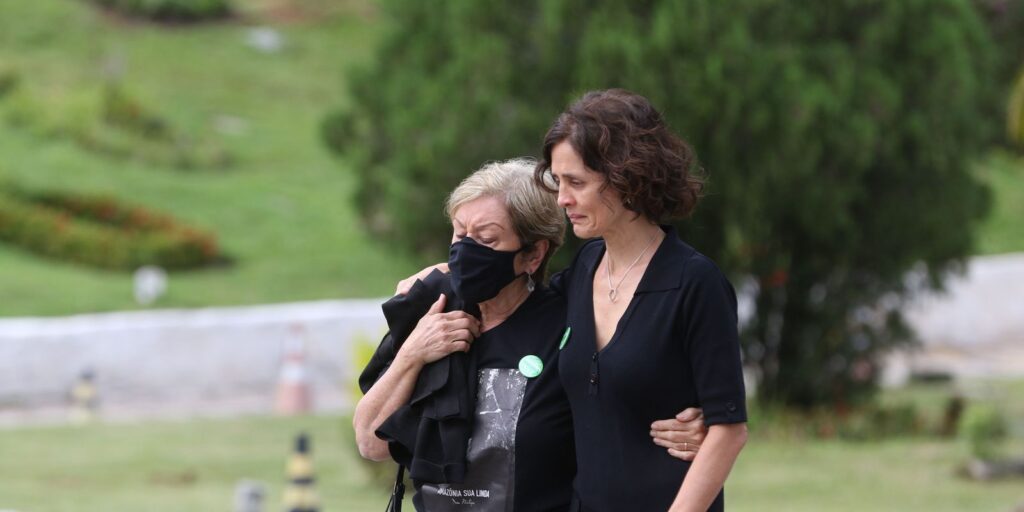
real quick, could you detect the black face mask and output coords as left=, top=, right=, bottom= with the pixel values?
left=448, top=237, right=525, bottom=305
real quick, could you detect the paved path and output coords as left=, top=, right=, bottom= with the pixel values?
left=0, top=299, right=388, bottom=427
left=888, top=253, right=1024, bottom=384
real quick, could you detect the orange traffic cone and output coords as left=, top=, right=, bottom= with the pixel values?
left=274, top=325, right=313, bottom=415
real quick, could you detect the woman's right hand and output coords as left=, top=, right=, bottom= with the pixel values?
left=396, top=263, right=449, bottom=295
left=651, top=407, right=708, bottom=461
left=397, top=294, right=479, bottom=365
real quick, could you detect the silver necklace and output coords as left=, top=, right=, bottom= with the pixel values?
left=605, top=232, right=659, bottom=303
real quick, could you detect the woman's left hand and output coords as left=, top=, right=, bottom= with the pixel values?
left=650, top=407, right=707, bottom=461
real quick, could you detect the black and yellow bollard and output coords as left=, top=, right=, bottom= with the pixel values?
left=283, top=433, right=320, bottom=512
left=69, top=369, right=99, bottom=424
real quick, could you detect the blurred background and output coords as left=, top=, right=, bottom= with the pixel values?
left=1, top=0, right=1022, bottom=510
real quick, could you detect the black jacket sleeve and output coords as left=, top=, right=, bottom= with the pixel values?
left=356, top=269, right=477, bottom=484
left=358, top=269, right=450, bottom=394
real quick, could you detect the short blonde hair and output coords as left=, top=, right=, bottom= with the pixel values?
left=446, top=158, right=565, bottom=280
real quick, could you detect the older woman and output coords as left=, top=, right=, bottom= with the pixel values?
left=355, top=158, right=574, bottom=511
left=356, top=158, right=707, bottom=512
left=539, top=89, right=748, bottom=512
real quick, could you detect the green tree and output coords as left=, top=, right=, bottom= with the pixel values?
left=326, top=0, right=995, bottom=408
left=323, top=0, right=574, bottom=257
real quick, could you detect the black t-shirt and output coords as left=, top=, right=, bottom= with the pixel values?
left=412, top=286, right=576, bottom=512
left=554, top=226, right=747, bottom=512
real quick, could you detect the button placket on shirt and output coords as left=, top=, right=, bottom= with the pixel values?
left=588, top=352, right=600, bottom=395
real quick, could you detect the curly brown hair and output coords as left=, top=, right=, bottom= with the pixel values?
left=534, top=89, right=705, bottom=221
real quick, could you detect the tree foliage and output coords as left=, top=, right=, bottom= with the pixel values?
left=323, top=1, right=573, bottom=257
left=971, top=0, right=1024, bottom=147
left=326, top=0, right=995, bottom=408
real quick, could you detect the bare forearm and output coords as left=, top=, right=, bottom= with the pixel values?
left=352, top=352, right=422, bottom=461
left=668, top=423, right=747, bottom=512
left=354, top=294, right=477, bottom=461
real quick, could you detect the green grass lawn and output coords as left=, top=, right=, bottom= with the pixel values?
left=0, top=415, right=394, bottom=511
left=730, top=437, right=1023, bottom=512
left=975, top=151, right=1024, bottom=256
left=0, top=0, right=420, bottom=316
left=1, top=379, right=1021, bottom=511
left=1, top=411, right=1021, bottom=512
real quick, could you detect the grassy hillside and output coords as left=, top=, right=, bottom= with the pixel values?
left=0, top=0, right=418, bottom=316
left=0, top=1, right=1021, bottom=317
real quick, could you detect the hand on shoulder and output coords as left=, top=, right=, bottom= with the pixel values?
left=396, top=263, right=450, bottom=296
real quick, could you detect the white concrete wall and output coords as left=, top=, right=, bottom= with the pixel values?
left=884, top=253, right=1024, bottom=384
left=0, top=299, right=388, bottom=423
left=903, top=253, right=1024, bottom=349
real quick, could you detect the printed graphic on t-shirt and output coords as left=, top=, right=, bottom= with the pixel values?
left=421, top=368, right=527, bottom=511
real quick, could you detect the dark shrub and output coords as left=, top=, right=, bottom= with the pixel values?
left=90, top=0, right=231, bottom=23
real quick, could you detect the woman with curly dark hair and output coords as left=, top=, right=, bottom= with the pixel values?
left=537, top=89, right=747, bottom=512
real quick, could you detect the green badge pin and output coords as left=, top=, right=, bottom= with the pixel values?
left=518, top=355, right=543, bottom=378
left=558, top=326, right=572, bottom=350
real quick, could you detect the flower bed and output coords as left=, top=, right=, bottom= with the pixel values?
left=0, top=187, right=222, bottom=270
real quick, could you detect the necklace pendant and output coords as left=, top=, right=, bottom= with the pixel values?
left=608, top=289, right=618, bottom=302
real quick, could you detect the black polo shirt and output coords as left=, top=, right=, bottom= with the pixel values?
left=554, top=226, right=747, bottom=512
